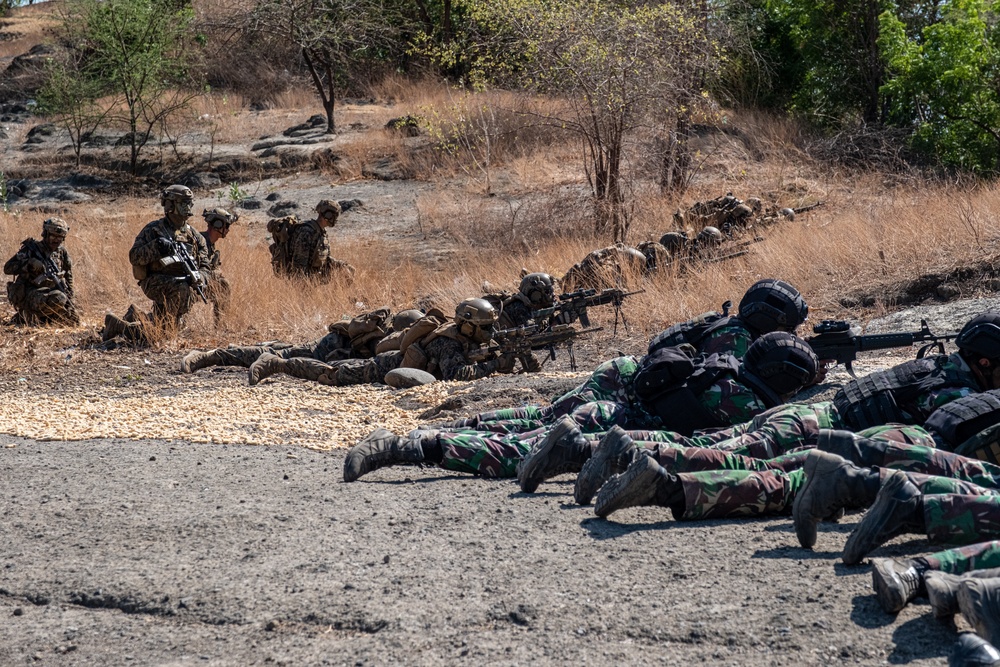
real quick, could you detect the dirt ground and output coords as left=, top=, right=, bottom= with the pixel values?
left=2, top=300, right=996, bottom=666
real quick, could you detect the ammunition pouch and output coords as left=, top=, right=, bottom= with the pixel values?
left=6, top=280, right=26, bottom=309
left=132, top=263, right=148, bottom=280
left=402, top=342, right=428, bottom=371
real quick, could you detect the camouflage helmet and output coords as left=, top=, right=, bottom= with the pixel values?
left=519, top=273, right=555, bottom=308
left=42, top=217, right=69, bottom=237
left=738, top=279, right=809, bottom=335
left=696, top=226, right=723, bottom=245
left=202, top=207, right=238, bottom=230
left=741, top=332, right=818, bottom=405
left=658, top=231, right=689, bottom=252
left=392, top=309, right=424, bottom=333
left=161, top=184, right=194, bottom=207
left=956, top=312, right=1000, bottom=361
left=455, top=297, right=498, bottom=345
left=315, top=199, right=342, bottom=217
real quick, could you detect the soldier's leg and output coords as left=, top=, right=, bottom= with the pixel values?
left=703, top=404, right=834, bottom=459
left=548, top=356, right=640, bottom=417
left=142, top=275, right=197, bottom=324
left=438, top=431, right=531, bottom=478
left=923, top=494, right=1000, bottom=546
left=29, top=288, right=78, bottom=325
left=249, top=354, right=341, bottom=386
left=182, top=345, right=275, bottom=373
left=653, top=446, right=812, bottom=474
left=207, top=274, right=231, bottom=322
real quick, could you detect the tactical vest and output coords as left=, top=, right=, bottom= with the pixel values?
left=266, top=215, right=304, bottom=274
left=647, top=313, right=736, bottom=356
left=833, top=356, right=979, bottom=430
left=633, top=348, right=742, bottom=435
left=925, top=390, right=1000, bottom=450
left=954, top=423, right=1000, bottom=465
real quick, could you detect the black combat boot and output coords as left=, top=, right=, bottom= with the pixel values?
left=343, top=428, right=430, bottom=482
left=927, top=569, right=1000, bottom=619
left=842, top=471, right=924, bottom=565
left=517, top=416, right=590, bottom=493
left=594, top=456, right=685, bottom=519
left=951, top=633, right=1000, bottom=667
left=793, top=449, right=880, bottom=548
left=960, top=579, right=1000, bottom=647
left=817, top=429, right=889, bottom=468
left=180, top=349, right=226, bottom=374
left=574, top=426, right=639, bottom=505
left=870, top=558, right=927, bottom=614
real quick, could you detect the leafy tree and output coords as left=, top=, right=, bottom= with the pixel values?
left=43, top=0, right=202, bottom=175
left=37, top=55, right=117, bottom=166
left=430, top=0, right=717, bottom=241
left=880, top=0, right=1000, bottom=173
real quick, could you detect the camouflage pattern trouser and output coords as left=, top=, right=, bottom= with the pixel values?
left=201, top=342, right=327, bottom=368
left=139, top=274, right=200, bottom=322
left=915, top=541, right=1000, bottom=575
left=19, top=286, right=77, bottom=325
left=678, top=402, right=844, bottom=459
left=464, top=356, right=656, bottom=434
left=206, top=272, right=230, bottom=322
left=277, top=351, right=403, bottom=386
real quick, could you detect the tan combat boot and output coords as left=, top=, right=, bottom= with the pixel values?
left=248, top=352, right=287, bottom=386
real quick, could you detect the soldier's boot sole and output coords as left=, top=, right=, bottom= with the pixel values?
left=517, top=416, right=583, bottom=494
left=594, top=456, right=668, bottom=519
left=574, top=426, right=636, bottom=506
left=793, top=450, right=853, bottom=549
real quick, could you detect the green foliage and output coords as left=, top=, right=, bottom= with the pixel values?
left=41, top=0, right=202, bottom=174
left=227, top=182, right=249, bottom=205
left=880, top=0, right=1000, bottom=174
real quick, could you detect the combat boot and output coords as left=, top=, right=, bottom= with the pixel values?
left=951, top=633, right=1000, bottom=667
left=871, top=558, right=926, bottom=614
left=594, top=455, right=684, bottom=519
left=842, top=471, right=924, bottom=565
left=793, top=450, right=880, bottom=548
left=960, top=579, right=1000, bottom=647
left=343, top=428, right=428, bottom=482
left=816, top=429, right=889, bottom=468
left=574, top=426, right=639, bottom=505
left=517, top=416, right=590, bottom=493
left=927, top=568, right=1000, bottom=619
left=102, top=313, right=145, bottom=343
left=248, top=353, right=287, bottom=386
left=180, top=349, right=225, bottom=374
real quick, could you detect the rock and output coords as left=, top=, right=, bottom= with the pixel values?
left=26, top=123, right=57, bottom=139
left=67, top=174, right=111, bottom=189
left=385, top=116, right=421, bottom=136
left=936, top=284, right=962, bottom=300
left=338, top=199, right=363, bottom=213
left=267, top=201, right=299, bottom=217
left=362, top=157, right=411, bottom=181
left=181, top=172, right=222, bottom=190
left=384, top=368, right=436, bottom=389
left=237, top=198, right=263, bottom=210
left=265, top=192, right=282, bottom=201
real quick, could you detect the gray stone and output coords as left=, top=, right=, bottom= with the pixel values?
left=936, top=284, right=962, bottom=300
left=181, top=172, right=222, bottom=190
left=338, top=199, right=363, bottom=213
left=265, top=192, right=282, bottom=202
left=384, top=368, right=436, bottom=389
left=268, top=201, right=299, bottom=217
left=237, top=198, right=262, bottom=210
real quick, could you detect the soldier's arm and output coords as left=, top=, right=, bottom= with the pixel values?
left=432, top=338, right=505, bottom=382
left=129, top=226, right=166, bottom=267
left=191, top=230, right=212, bottom=272
left=916, top=386, right=977, bottom=420
left=700, top=327, right=753, bottom=360
left=701, top=379, right=769, bottom=425
left=62, top=249, right=74, bottom=298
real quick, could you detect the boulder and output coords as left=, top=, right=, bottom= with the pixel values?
left=384, top=368, right=437, bottom=389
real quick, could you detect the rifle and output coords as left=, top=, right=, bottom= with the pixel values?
left=469, top=323, right=602, bottom=372
left=701, top=236, right=765, bottom=264
left=160, top=239, right=208, bottom=303
left=806, top=319, right=958, bottom=378
left=792, top=201, right=826, bottom=215
left=532, top=287, right=643, bottom=334
left=26, top=239, right=69, bottom=293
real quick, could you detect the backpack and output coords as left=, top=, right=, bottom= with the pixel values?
left=267, top=215, right=304, bottom=275
left=647, top=304, right=733, bottom=356
left=633, top=347, right=741, bottom=435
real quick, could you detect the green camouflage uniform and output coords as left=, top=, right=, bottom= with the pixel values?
left=129, top=218, right=211, bottom=322
left=912, top=541, right=1000, bottom=575
left=3, top=238, right=76, bottom=325
left=202, top=234, right=230, bottom=321
left=287, top=219, right=352, bottom=283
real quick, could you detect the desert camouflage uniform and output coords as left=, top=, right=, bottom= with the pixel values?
left=3, top=238, right=76, bottom=325
left=674, top=193, right=754, bottom=238
left=488, top=293, right=543, bottom=372
left=288, top=219, right=353, bottom=283
left=129, top=218, right=211, bottom=322
left=194, top=331, right=354, bottom=369
left=203, top=234, right=230, bottom=321
left=560, top=244, right=647, bottom=292
left=268, top=335, right=508, bottom=386
left=430, top=373, right=768, bottom=477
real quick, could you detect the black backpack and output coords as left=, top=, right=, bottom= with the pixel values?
left=647, top=302, right=733, bottom=356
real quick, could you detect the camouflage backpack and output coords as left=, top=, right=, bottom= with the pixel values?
left=267, top=215, right=304, bottom=275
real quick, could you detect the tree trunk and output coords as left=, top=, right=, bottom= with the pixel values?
left=302, top=47, right=336, bottom=134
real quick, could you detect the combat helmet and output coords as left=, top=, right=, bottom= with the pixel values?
left=161, top=184, right=194, bottom=206
left=392, top=309, right=425, bottom=333
left=738, top=279, right=809, bottom=335
left=455, top=297, right=499, bottom=345
left=696, top=226, right=723, bottom=245
left=316, top=199, right=342, bottom=219
left=519, top=273, right=556, bottom=308
left=956, top=312, right=1000, bottom=361
left=42, top=217, right=69, bottom=237
left=202, top=207, right=238, bottom=231
left=658, top=231, right=689, bottom=252
left=741, top=332, right=819, bottom=406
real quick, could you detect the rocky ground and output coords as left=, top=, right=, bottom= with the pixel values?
left=1, top=300, right=996, bottom=666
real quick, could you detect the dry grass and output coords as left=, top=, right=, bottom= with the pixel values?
left=0, top=3, right=57, bottom=60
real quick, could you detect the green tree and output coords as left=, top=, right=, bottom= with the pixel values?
left=880, top=0, right=1000, bottom=173
left=46, top=0, right=201, bottom=175
left=37, top=55, right=117, bottom=167
left=431, top=0, right=717, bottom=241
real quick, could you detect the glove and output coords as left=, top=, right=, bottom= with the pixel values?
left=495, top=351, right=517, bottom=374
left=154, top=237, right=175, bottom=256
left=555, top=310, right=576, bottom=325
left=26, top=258, right=45, bottom=273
